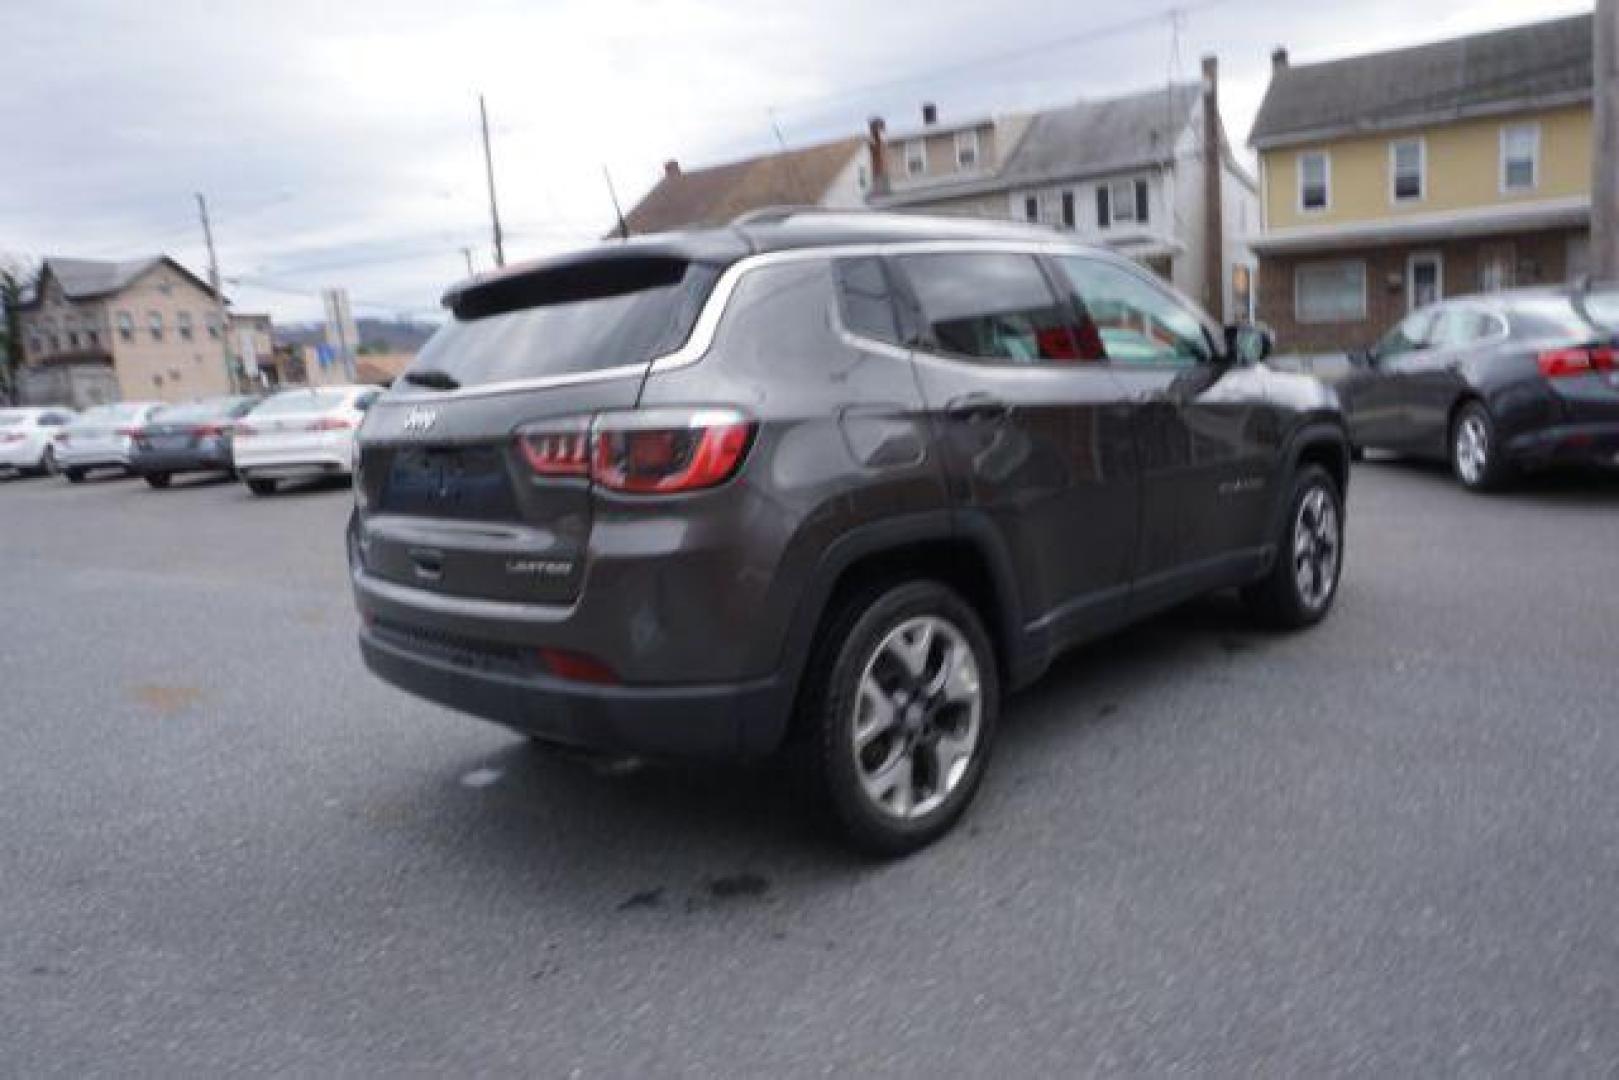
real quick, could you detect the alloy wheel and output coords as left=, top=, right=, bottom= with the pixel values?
left=851, top=615, right=983, bottom=821
left=1292, top=485, right=1340, bottom=611
left=1455, top=414, right=1489, bottom=486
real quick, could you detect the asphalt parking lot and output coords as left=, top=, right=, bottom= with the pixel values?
left=3, top=462, right=1618, bottom=1075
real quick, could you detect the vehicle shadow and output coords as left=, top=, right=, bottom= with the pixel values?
left=238, top=476, right=353, bottom=498
left=371, top=592, right=1264, bottom=903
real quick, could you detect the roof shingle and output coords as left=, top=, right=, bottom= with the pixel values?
left=1250, top=13, right=1593, bottom=148
left=623, top=138, right=865, bottom=235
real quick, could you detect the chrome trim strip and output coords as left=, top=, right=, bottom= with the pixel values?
left=381, top=238, right=1109, bottom=403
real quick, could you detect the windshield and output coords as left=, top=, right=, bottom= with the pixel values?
left=249, top=390, right=349, bottom=415
left=409, top=259, right=721, bottom=388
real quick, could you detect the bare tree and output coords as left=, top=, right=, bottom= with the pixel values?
left=0, top=255, right=39, bottom=405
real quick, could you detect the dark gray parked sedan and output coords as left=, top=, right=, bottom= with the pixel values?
left=130, top=396, right=261, bottom=488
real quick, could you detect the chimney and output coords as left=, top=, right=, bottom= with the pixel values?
left=867, top=116, right=889, bottom=195
left=921, top=102, right=938, bottom=125
left=663, top=159, right=681, bottom=178
left=1271, top=47, right=1289, bottom=72
left=1201, top=54, right=1226, bottom=322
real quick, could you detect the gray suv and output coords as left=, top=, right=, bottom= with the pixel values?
left=349, top=211, right=1349, bottom=854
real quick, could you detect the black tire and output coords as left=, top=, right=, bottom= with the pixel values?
left=65, top=468, right=85, bottom=484
left=246, top=478, right=278, bottom=496
left=1450, top=400, right=1510, bottom=492
left=1241, top=463, right=1344, bottom=630
left=144, top=472, right=171, bottom=489
left=1348, top=443, right=1366, bottom=463
left=798, top=579, right=999, bottom=857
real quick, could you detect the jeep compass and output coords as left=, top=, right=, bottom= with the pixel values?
left=350, top=211, right=1349, bottom=854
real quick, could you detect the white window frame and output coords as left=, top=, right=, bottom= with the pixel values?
left=1109, top=177, right=1147, bottom=225
left=1294, top=259, right=1367, bottom=324
left=1406, top=251, right=1444, bottom=311
left=1500, top=123, right=1540, bottom=193
left=904, top=139, right=926, bottom=178
left=1298, top=151, right=1330, bottom=213
left=954, top=130, right=980, bottom=172
left=1389, top=137, right=1425, bottom=204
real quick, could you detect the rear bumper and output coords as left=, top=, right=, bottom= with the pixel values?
left=0, top=442, right=46, bottom=469
left=54, top=447, right=130, bottom=469
left=1504, top=423, right=1619, bottom=468
left=130, top=448, right=232, bottom=474
left=357, top=620, right=788, bottom=760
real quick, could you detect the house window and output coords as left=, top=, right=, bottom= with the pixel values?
left=148, top=311, right=164, bottom=342
left=178, top=312, right=194, bottom=341
left=206, top=314, right=221, bottom=339
left=28, top=335, right=41, bottom=356
left=1024, top=195, right=1039, bottom=223
left=1391, top=139, right=1424, bottom=202
left=86, top=329, right=99, bottom=348
left=1061, top=191, right=1075, bottom=229
left=905, top=140, right=926, bottom=177
left=116, top=311, right=135, bottom=343
left=1501, top=123, right=1539, bottom=192
left=1480, top=242, right=1516, bottom=292
left=1299, top=152, right=1329, bottom=211
left=1407, top=251, right=1443, bottom=310
left=954, top=130, right=979, bottom=171
left=1104, top=178, right=1149, bottom=227
left=1295, top=260, right=1367, bottom=323
left=857, top=163, right=869, bottom=190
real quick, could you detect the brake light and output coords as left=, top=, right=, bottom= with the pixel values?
left=196, top=424, right=225, bottom=439
left=308, top=416, right=353, bottom=432
left=514, top=409, right=755, bottom=494
left=1538, top=346, right=1617, bottom=378
left=537, top=647, right=618, bottom=685
left=0, top=433, right=23, bottom=444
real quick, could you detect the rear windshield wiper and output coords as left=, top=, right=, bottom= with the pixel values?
left=402, top=369, right=460, bottom=391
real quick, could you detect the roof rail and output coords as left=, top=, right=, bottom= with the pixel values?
left=728, top=205, right=839, bottom=227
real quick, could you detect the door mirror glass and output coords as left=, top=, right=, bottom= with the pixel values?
left=1225, top=323, right=1273, bottom=364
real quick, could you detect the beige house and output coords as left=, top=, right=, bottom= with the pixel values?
left=17, top=256, right=243, bottom=404
left=1249, top=14, right=1593, bottom=350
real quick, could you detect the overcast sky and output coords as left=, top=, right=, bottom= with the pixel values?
left=0, top=0, right=1591, bottom=324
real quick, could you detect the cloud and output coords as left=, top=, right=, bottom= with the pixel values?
left=0, top=0, right=1587, bottom=323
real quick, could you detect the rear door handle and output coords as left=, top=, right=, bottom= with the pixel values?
left=408, top=547, right=444, bottom=580
left=944, top=393, right=1009, bottom=422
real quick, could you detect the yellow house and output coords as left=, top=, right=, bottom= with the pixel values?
left=1248, top=13, right=1593, bottom=350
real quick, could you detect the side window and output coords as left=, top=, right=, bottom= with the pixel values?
left=354, top=391, right=380, bottom=412
left=833, top=257, right=902, bottom=346
left=1054, top=256, right=1212, bottom=366
left=894, top=252, right=1088, bottom=365
left=1374, top=309, right=1435, bottom=359
left=1431, top=307, right=1493, bottom=347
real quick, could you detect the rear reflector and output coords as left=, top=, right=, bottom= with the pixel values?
left=537, top=647, right=618, bottom=685
left=1539, top=346, right=1617, bottom=378
left=515, top=408, right=755, bottom=494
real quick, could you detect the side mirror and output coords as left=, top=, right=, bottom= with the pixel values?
left=1224, top=322, right=1274, bottom=365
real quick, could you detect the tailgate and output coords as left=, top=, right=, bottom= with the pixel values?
left=356, top=378, right=642, bottom=605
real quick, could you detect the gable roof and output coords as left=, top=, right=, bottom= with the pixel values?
left=623, top=138, right=865, bottom=235
left=874, top=84, right=1201, bottom=207
left=1250, top=13, right=1593, bottom=148
left=26, top=255, right=219, bottom=306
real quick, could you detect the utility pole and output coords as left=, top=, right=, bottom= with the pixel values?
left=195, top=193, right=238, bottom=393
left=602, top=166, right=629, bottom=239
left=479, top=95, right=506, bottom=268
left=1594, top=0, right=1619, bottom=280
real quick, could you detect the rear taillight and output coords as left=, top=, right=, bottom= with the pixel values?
left=515, top=409, right=755, bottom=494
left=537, top=647, right=618, bottom=685
left=0, top=433, right=24, bottom=444
left=308, top=416, right=354, bottom=432
left=1538, top=346, right=1617, bottom=378
left=196, top=424, right=225, bottom=439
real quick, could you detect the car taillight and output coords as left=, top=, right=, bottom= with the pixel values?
left=1538, top=346, right=1617, bottom=378
left=537, top=647, right=618, bottom=685
left=308, top=416, right=353, bottom=432
left=0, top=433, right=23, bottom=444
left=196, top=424, right=225, bottom=439
left=515, top=409, right=755, bottom=494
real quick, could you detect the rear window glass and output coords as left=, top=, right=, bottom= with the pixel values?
left=1578, top=289, right=1619, bottom=332
left=835, top=257, right=903, bottom=345
left=153, top=399, right=232, bottom=423
left=250, top=390, right=349, bottom=415
left=75, top=403, right=144, bottom=423
left=0, top=413, right=24, bottom=427
left=408, top=258, right=721, bottom=388
left=1509, top=297, right=1604, bottom=340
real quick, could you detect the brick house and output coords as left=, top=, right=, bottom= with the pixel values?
left=1249, top=14, right=1593, bottom=351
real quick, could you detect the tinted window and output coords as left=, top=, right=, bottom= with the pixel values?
left=834, top=257, right=902, bottom=345
left=895, top=252, right=1084, bottom=364
left=0, top=412, right=24, bottom=427
left=1508, top=297, right=1605, bottom=341
left=1580, top=289, right=1619, bottom=332
left=250, top=390, right=349, bottom=415
left=1056, top=255, right=1212, bottom=366
left=39, top=413, right=70, bottom=426
left=1373, top=309, right=1435, bottom=359
left=410, top=258, right=721, bottom=388
left=153, top=399, right=235, bottom=423
left=1431, top=307, right=1495, bottom=347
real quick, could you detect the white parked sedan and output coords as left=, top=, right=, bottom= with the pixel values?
left=233, top=385, right=381, bottom=495
left=0, top=407, right=78, bottom=476
left=55, top=401, right=164, bottom=482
